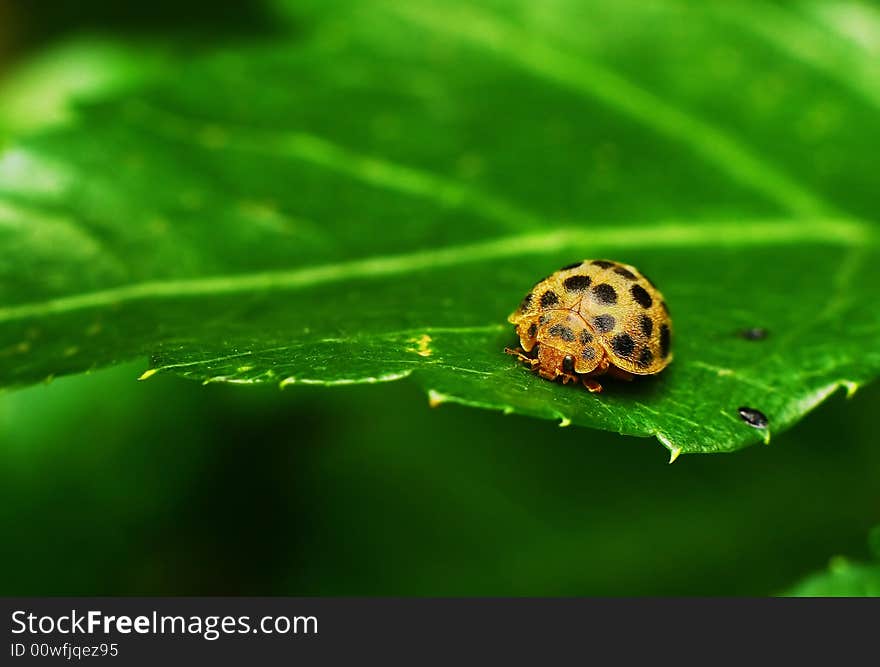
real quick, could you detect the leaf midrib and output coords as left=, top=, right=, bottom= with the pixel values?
left=0, top=216, right=871, bottom=324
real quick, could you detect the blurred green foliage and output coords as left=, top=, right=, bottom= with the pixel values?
left=785, top=557, right=880, bottom=596
left=1, top=0, right=879, bottom=594
left=1, top=365, right=879, bottom=595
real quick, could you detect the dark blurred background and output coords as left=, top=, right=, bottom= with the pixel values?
left=0, top=0, right=281, bottom=62
left=1, top=0, right=878, bottom=596
left=1, top=362, right=879, bottom=595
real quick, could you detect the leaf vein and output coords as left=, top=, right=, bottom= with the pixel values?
left=127, top=102, right=542, bottom=231
left=390, top=2, right=834, bottom=216
left=0, top=216, right=871, bottom=325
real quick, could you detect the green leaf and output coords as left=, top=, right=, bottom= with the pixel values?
left=1, top=0, right=879, bottom=454
left=788, top=561, right=880, bottom=596
left=784, top=526, right=880, bottom=596
left=784, top=558, right=880, bottom=597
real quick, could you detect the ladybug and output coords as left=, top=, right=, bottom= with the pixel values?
left=505, top=259, right=672, bottom=393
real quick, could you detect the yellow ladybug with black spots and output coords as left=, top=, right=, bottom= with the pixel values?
left=506, top=259, right=672, bottom=393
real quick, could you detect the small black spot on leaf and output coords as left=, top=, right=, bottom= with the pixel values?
left=740, top=327, right=769, bottom=341
left=593, top=314, right=616, bottom=333
left=738, top=407, right=768, bottom=429
left=592, top=283, right=618, bottom=305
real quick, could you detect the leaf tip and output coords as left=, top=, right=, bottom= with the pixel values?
left=137, top=368, right=159, bottom=381
left=427, top=389, right=447, bottom=408
left=557, top=415, right=572, bottom=428
left=655, top=432, right=682, bottom=463
left=841, top=380, right=859, bottom=398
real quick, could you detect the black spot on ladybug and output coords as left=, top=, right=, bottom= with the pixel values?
left=614, top=267, right=637, bottom=280
left=540, top=290, right=559, bottom=308
left=579, top=329, right=593, bottom=345
left=637, top=347, right=654, bottom=367
left=612, top=332, right=635, bottom=358
left=581, top=347, right=596, bottom=361
left=640, top=315, right=653, bottom=338
left=591, top=283, right=618, bottom=305
left=591, top=260, right=616, bottom=269
left=740, top=327, right=769, bottom=341
left=593, top=314, right=616, bottom=333
left=738, top=406, right=768, bottom=429
left=560, top=261, right=582, bottom=271
left=527, top=323, right=537, bottom=338
left=519, top=292, right=533, bottom=311
left=562, top=355, right=576, bottom=374
left=539, top=314, right=550, bottom=324
left=549, top=324, right=575, bottom=342
left=563, top=274, right=592, bottom=292
left=659, top=324, right=671, bottom=358
left=630, top=284, right=653, bottom=309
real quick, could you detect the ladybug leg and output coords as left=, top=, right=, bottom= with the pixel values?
left=558, top=372, right=580, bottom=385
left=505, top=347, right=539, bottom=369
left=582, top=377, right=604, bottom=393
